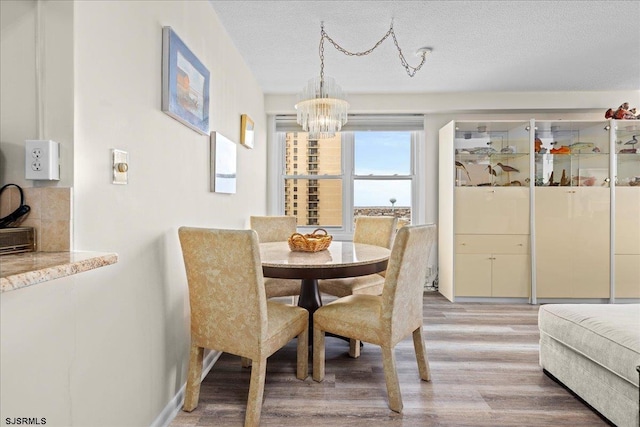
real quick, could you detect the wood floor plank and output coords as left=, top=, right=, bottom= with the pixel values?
left=170, top=292, right=608, bottom=426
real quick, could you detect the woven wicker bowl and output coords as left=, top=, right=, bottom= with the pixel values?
left=288, top=228, right=333, bottom=252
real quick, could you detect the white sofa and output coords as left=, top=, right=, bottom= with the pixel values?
left=538, top=304, right=640, bottom=427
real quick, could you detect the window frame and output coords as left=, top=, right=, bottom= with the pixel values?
left=268, top=117, right=425, bottom=240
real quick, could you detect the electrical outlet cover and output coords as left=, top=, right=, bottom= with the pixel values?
left=25, top=140, right=60, bottom=180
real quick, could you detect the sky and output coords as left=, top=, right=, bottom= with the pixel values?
left=353, top=131, right=412, bottom=207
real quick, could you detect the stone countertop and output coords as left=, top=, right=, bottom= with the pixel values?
left=0, top=251, right=118, bottom=293
left=259, top=241, right=390, bottom=269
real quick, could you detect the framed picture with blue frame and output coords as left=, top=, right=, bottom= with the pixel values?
left=162, top=26, right=210, bottom=135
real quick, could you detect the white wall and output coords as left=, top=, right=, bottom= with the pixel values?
left=1, top=1, right=267, bottom=426
left=0, top=0, right=74, bottom=188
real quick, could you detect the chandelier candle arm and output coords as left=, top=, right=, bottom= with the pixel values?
left=295, top=21, right=430, bottom=139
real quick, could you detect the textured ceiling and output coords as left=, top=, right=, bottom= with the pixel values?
left=209, top=0, right=640, bottom=95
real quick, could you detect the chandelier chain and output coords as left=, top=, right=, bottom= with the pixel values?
left=319, top=21, right=427, bottom=80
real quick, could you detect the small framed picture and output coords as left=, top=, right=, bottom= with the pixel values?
left=162, top=26, right=210, bottom=135
left=210, top=132, right=237, bottom=194
left=240, top=114, right=255, bottom=149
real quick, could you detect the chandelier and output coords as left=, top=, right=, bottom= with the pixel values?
left=295, top=21, right=431, bottom=139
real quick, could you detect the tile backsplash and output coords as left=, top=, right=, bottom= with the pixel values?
left=0, top=186, right=72, bottom=251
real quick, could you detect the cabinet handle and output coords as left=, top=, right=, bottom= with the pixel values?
left=517, top=243, right=523, bottom=246
left=461, top=243, right=466, bottom=246
left=488, top=257, right=496, bottom=260
left=567, top=190, right=576, bottom=193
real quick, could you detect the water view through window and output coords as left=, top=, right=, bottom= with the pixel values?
left=284, top=131, right=412, bottom=227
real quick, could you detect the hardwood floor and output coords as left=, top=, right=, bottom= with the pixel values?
left=170, top=292, right=608, bottom=426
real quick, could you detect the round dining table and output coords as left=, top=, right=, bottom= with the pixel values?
left=259, top=241, right=391, bottom=340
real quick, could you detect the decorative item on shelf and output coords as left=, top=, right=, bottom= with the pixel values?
left=496, top=162, right=519, bottom=173
left=568, top=142, right=595, bottom=153
left=605, top=102, right=639, bottom=120
left=535, top=137, right=543, bottom=153
left=468, top=146, right=497, bottom=154
left=548, top=171, right=559, bottom=186
left=295, top=21, right=431, bottom=139
left=560, top=169, right=570, bottom=186
left=500, top=146, right=515, bottom=154
left=495, top=162, right=519, bottom=185
left=618, top=134, right=637, bottom=153
left=620, top=134, right=638, bottom=152
left=578, top=168, right=608, bottom=187
left=550, top=146, right=571, bottom=154
left=573, top=176, right=597, bottom=187
left=455, top=161, right=472, bottom=184
left=288, top=229, right=333, bottom=252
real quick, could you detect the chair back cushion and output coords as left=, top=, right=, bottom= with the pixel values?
left=178, top=227, right=267, bottom=353
left=250, top=216, right=297, bottom=243
left=353, top=216, right=398, bottom=249
left=381, top=224, right=436, bottom=344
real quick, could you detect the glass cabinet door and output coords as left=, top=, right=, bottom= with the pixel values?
left=454, top=121, right=530, bottom=187
left=614, top=120, right=640, bottom=186
left=534, top=121, right=609, bottom=187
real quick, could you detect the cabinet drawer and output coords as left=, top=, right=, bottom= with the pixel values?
left=456, top=234, right=529, bottom=254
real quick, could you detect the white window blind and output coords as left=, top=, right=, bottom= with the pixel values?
left=275, top=114, right=424, bottom=133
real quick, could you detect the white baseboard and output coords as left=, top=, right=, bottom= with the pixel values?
left=150, top=350, right=222, bottom=427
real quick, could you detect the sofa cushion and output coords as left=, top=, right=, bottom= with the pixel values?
left=538, top=304, right=640, bottom=386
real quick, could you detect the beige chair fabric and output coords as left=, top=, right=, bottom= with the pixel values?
left=250, top=216, right=301, bottom=298
left=178, top=227, right=308, bottom=427
left=318, top=216, right=397, bottom=298
left=318, top=216, right=397, bottom=356
left=312, top=224, right=436, bottom=413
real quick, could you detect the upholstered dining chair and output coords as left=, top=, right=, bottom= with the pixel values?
left=318, top=215, right=397, bottom=357
left=250, top=215, right=301, bottom=300
left=312, top=224, right=436, bottom=413
left=178, top=227, right=308, bottom=427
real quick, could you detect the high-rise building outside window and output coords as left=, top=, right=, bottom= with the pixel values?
left=282, top=130, right=416, bottom=230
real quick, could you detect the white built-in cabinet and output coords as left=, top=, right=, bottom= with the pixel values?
left=439, top=119, right=640, bottom=303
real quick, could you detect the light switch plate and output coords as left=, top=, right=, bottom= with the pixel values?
left=25, top=139, right=60, bottom=180
left=112, top=149, right=128, bottom=184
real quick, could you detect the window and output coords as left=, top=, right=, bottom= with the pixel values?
left=353, top=132, right=413, bottom=226
left=278, top=127, right=420, bottom=234
left=283, top=132, right=343, bottom=227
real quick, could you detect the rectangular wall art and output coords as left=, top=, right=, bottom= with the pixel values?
left=210, top=132, right=237, bottom=194
left=162, top=26, right=210, bottom=135
left=240, top=114, right=255, bottom=149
